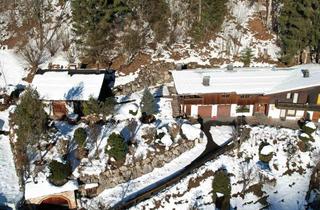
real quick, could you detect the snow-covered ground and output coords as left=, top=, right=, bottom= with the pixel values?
left=153, top=0, right=280, bottom=67
left=0, top=135, right=23, bottom=208
left=130, top=126, right=320, bottom=210
left=0, top=50, right=26, bottom=90
left=0, top=105, right=15, bottom=131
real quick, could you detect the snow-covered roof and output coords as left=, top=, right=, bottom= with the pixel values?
left=32, top=71, right=105, bottom=101
left=0, top=135, right=23, bottom=206
left=171, top=64, right=320, bottom=95
left=25, top=179, right=78, bottom=200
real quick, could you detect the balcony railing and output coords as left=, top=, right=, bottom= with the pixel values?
left=276, top=101, right=320, bottom=111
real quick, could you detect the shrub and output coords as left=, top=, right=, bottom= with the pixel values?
left=48, top=160, right=72, bottom=186
left=212, top=169, right=231, bottom=210
left=74, top=127, right=87, bottom=148
left=129, top=109, right=138, bottom=116
left=302, top=122, right=316, bottom=135
left=106, top=133, right=128, bottom=161
left=299, top=132, right=314, bottom=142
left=259, top=142, right=273, bottom=163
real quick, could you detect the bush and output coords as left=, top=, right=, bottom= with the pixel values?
left=299, top=133, right=314, bottom=143
left=259, top=142, right=273, bottom=163
left=74, top=128, right=87, bottom=148
left=212, top=169, right=231, bottom=210
left=106, top=133, right=128, bottom=161
left=302, top=122, right=317, bottom=135
left=48, top=160, right=72, bottom=186
left=129, top=109, right=138, bottom=116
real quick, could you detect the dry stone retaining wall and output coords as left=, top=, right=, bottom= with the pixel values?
left=79, top=139, right=196, bottom=196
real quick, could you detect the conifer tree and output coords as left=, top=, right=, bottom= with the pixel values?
left=13, top=87, right=48, bottom=177
left=240, top=47, right=254, bottom=67
left=71, top=0, right=129, bottom=63
left=278, top=0, right=313, bottom=64
left=140, top=88, right=156, bottom=116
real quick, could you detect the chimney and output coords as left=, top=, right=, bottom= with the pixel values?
left=203, top=76, right=210, bottom=86
left=301, top=69, right=309, bottom=78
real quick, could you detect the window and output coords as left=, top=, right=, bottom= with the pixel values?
left=287, top=109, right=296, bottom=116
left=236, top=105, right=250, bottom=113
left=240, top=94, right=250, bottom=99
left=222, top=94, right=230, bottom=98
left=286, top=93, right=291, bottom=99
left=293, top=93, right=299, bottom=103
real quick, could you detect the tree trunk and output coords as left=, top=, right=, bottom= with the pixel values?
left=266, top=0, right=273, bottom=29
left=198, top=0, right=201, bottom=22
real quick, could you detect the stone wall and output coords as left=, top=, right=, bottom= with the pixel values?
left=79, top=139, right=196, bottom=196
left=115, top=62, right=174, bottom=96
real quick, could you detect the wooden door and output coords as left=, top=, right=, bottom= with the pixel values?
left=217, top=105, right=231, bottom=118
left=198, top=106, right=212, bottom=118
left=312, top=112, right=320, bottom=122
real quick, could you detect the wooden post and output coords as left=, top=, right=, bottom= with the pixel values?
left=199, top=0, right=202, bottom=22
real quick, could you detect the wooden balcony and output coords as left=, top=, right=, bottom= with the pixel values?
left=180, top=96, right=204, bottom=104
left=276, top=101, right=320, bottom=111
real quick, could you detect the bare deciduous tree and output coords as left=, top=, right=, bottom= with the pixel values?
left=14, top=0, right=69, bottom=72
left=239, top=161, right=256, bottom=196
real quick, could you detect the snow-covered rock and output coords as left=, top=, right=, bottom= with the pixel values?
left=260, top=145, right=274, bottom=155
left=160, top=134, right=173, bottom=148
left=210, top=126, right=234, bottom=146
left=181, top=124, right=202, bottom=140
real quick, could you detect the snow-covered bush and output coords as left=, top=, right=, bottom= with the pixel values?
left=212, top=169, right=231, bottom=210
left=105, top=133, right=128, bottom=162
left=48, top=160, right=72, bottom=186
left=302, top=122, right=317, bottom=135
left=259, top=143, right=274, bottom=163
left=299, top=133, right=313, bottom=143
left=74, top=127, right=87, bottom=148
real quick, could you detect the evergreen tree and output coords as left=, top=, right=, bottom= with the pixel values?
left=278, top=0, right=313, bottom=64
left=140, top=88, right=156, bottom=115
left=12, top=87, right=48, bottom=177
left=240, top=47, right=254, bottom=67
left=71, top=0, right=129, bottom=63
left=128, top=0, right=170, bottom=42
left=191, top=0, right=227, bottom=40
left=82, top=96, right=115, bottom=117
left=310, top=0, right=320, bottom=62
left=105, top=133, right=128, bottom=161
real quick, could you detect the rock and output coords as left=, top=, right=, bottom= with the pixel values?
left=142, top=164, right=152, bottom=174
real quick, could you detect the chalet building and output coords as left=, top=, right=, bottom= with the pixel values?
left=32, top=69, right=115, bottom=119
left=171, top=65, right=320, bottom=122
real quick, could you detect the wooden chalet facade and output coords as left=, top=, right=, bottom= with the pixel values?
left=171, top=66, right=320, bottom=122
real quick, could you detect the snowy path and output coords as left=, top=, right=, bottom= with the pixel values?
left=0, top=135, right=22, bottom=207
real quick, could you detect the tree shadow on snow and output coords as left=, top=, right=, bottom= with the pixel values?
left=64, top=82, right=84, bottom=100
